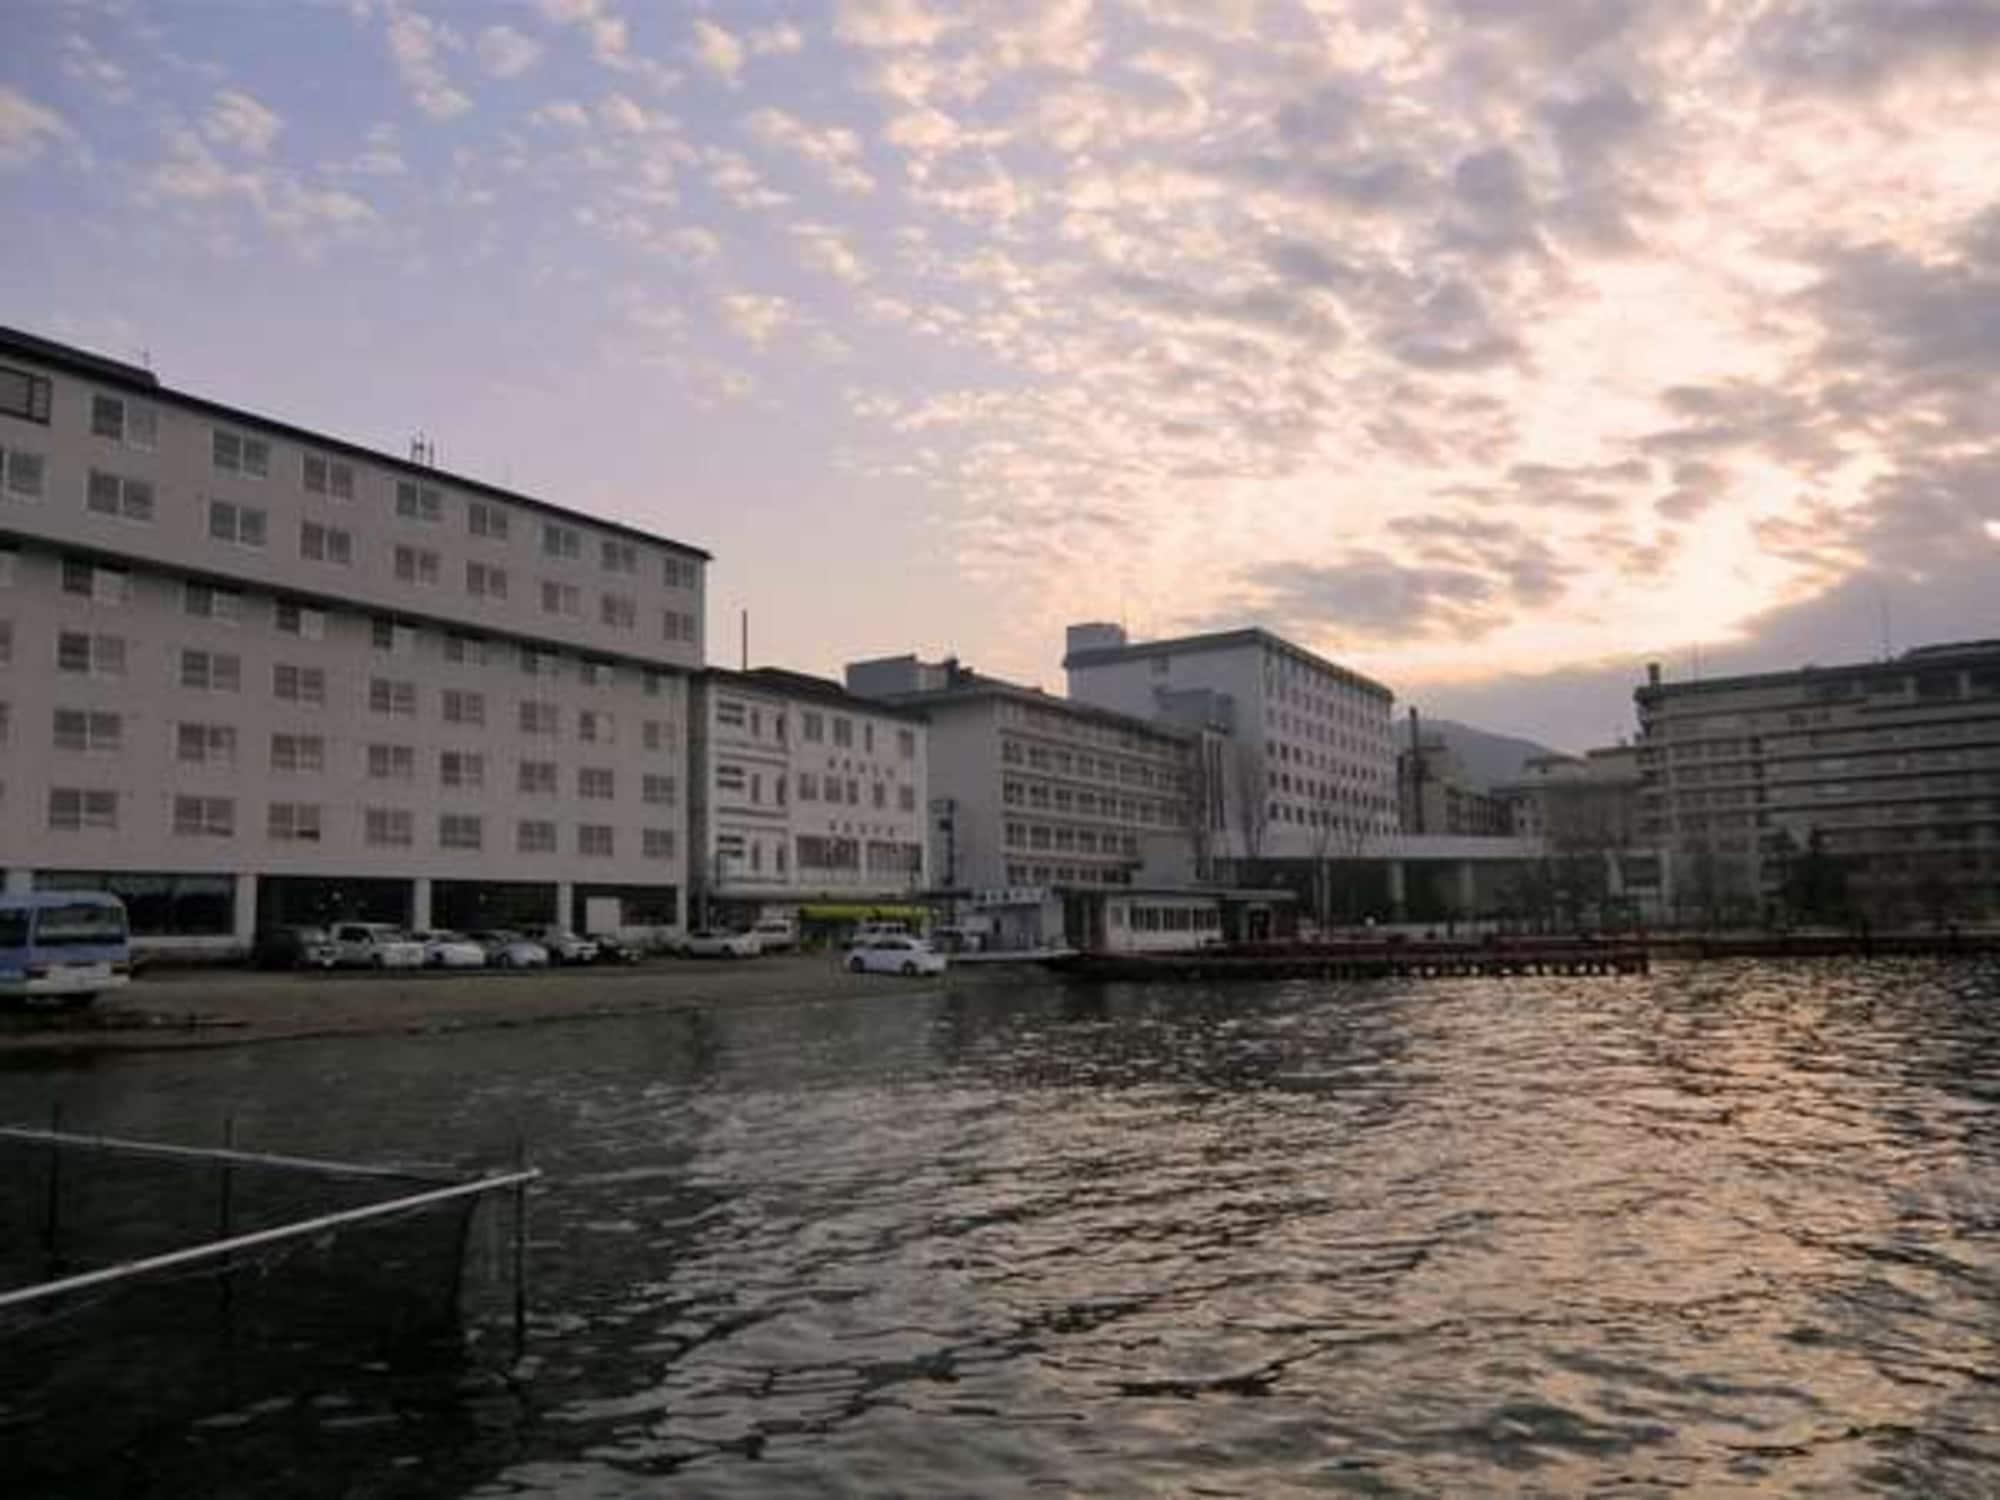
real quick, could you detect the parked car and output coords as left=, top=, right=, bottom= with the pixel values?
left=536, top=928, right=600, bottom=965
left=679, top=929, right=762, bottom=959
left=749, top=917, right=797, bottom=953
left=588, top=933, right=643, bottom=964
left=845, top=921, right=914, bottom=951
left=470, top=930, right=551, bottom=968
left=847, top=936, right=948, bottom=977
left=330, top=923, right=425, bottom=969
left=414, top=930, right=486, bottom=968
left=252, top=925, right=337, bottom=971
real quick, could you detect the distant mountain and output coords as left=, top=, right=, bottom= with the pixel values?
left=1409, top=717, right=1567, bottom=790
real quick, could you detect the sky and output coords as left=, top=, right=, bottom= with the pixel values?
left=6, top=0, right=2000, bottom=751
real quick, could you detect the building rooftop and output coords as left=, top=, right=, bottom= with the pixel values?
left=707, top=665, right=930, bottom=724
left=0, top=323, right=711, bottom=561
left=1635, top=640, right=2000, bottom=705
left=1061, top=624, right=1394, bottom=702
left=853, top=657, right=1191, bottom=744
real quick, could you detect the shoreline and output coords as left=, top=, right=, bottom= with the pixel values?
left=0, top=956, right=946, bottom=1060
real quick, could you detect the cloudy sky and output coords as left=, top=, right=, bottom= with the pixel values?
left=6, top=0, right=2000, bottom=747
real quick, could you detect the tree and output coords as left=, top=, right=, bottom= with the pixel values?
left=1231, top=751, right=1271, bottom=884
left=1179, top=733, right=1225, bottom=883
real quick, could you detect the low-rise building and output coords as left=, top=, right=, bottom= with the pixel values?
left=688, top=667, right=928, bottom=929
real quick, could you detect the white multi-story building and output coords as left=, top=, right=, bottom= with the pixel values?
left=688, top=668, right=928, bottom=922
left=0, top=325, right=707, bottom=948
left=1062, top=624, right=1397, bottom=860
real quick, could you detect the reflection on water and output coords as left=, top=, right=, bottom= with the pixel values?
left=10, top=960, right=2000, bottom=1497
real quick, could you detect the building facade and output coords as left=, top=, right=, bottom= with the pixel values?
left=1634, top=643, right=2000, bottom=924
left=1398, top=733, right=1516, bottom=837
left=1061, top=623, right=1397, bottom=862
left=845, top=655, right=1191, bottom=896
left=0, top=327, right=706, bottom=948
left=688, top=667, right=928, bottom=923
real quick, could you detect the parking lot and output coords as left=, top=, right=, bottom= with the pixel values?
left=0, top=952, right=940, bottom=1054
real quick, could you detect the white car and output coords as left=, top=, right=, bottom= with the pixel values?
left=844, top=921, right=913, bottom=952
left=847, top=936, right=948, bottom=977
left=471, top=931, right=551, bottom=968
left=330, top=923, right=426, bottom=969
left=414, top=930, right=486, bottom=968
left=679, top=929, right=762, bottom=959
left=536, top=928, right=600, bottom=965
left=749, top=918, right=797, bottom=953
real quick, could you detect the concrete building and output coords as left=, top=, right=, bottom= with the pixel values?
left=687, top=667, right=928, bottom=926
left=0, top=326, right=706, bottom=950
left=1635, top=643, right=2000, bottom=925
left=1061, top=623, right=1397, bottom=863
left=1491, top=746, right=1661, bottom=926
left=846, top=655, right=1190, bottom=947
left=1398, top=731, right=1515, bottom=837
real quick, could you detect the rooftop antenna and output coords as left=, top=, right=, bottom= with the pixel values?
left=740, top=607, right=749, bottom=672
left=1877, top=588, right=1894, bottom=660
left=410, top=432, right=434, bottom=467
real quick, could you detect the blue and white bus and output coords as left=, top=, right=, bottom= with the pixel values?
left=0, top=891, right=132, bottom=1004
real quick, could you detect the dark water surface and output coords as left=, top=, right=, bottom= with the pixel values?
left=11, top=959, right=2000, bottom=1497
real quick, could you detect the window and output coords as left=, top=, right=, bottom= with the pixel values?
left=579, top=767, right=615, bottom=799
left=578, top=824, right=615, bottom=857
left=642, top=719, right=666, bottom=750
left=601, top=539, right=638, bottom=574
left=267, top=802, right=323, bottom=842
left=394, top=546, right=440, bottom=585
left=300, top=522, right=353, bottom=565
left=716, top=763, right=745, bottom=792
left=177, top=723, right=237, bottom=764
left=873, top=782, right=886, bottom=809
left=442, top=633, right=487, bottom=667
left=212, top=428, right=270, bottom=477
left=183, top=583, right=242, bottom=623
left=61, top=557, right=128, bottom=603
left=440, top=751, right=484, bottom=789
left=467, top=561, right=508, bottom=600
left=270, top=733, right=325, bottom=772
left=302, top=451, right=355, bottom=500
left=519, top=700, right=558, bottom=736
left=518, top=759, right=558, bottom=795
left=899, top=785, right=916, bottom=812
left=208, top=500, right=267, bottom=547
left=864, top=724, right=875, bottom=754
left=368, top=677, right=416, bottom=716
left=833, top=717, right=853, bottom=748
left=802, top=711, right=824, bottom=743
left=274, top=602, right=326, bottom=640
left=91, top=394, right=156, bottom=449
left=542, top=523, right=581, bottom=560
left=0, top=364, right=52, bottom=424
left=178, top=648, right=238, bottom=691
left=442, top=689, right=486, bottom=726
left=578, top=659, right=613, bottom=687
left=517, top=819, right=557, bottom=854
left=53, top=708, right=121, bottom=752
left=49, top=788, right=118, bottom=830
left=439, top=813, right=483, bottom=850
left=578, top=709, right=613, bottom=744
left=600, top=593, right=636, bottom=630
left=366, top=807, right=414, bottom=848
left=395, top=480, right=443, bottom=523
left=798, top=771, right=818, bottom=801
left=272, top=664, right=326, bottom=705
left=643, top=828, right=676, bottom=860
left=643, top=774, right=676, bottom=805
left=540, top=580, right=581, bottom=616
left=0, top=445, right=45, bottom=499
left=173, top=795, right=234, bottom=837
left=716, top=698, right=746, bottom=727
left=367, top=743, right=415, bottom=780
left=467, top=499, right=509, bottom=539
left=662, top=609, right=698, bottom=643
left=372, top=617, right=414, bottom=653
left=898, top=728, right=916, bottom=759
left=662, top=554, right=699, bottom=588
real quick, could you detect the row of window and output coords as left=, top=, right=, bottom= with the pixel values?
left=1002, top=776, right=1175, bottom=824
left=47, top=787, right=674, bottom=857
left=1004, top=820, right=1144, bottom=856
left=715, top=697, right=919, bottom=758
left=999, top=735, right=1181, bottom=789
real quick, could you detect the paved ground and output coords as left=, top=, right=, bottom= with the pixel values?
left=0, top=955, right=942, bottom=1056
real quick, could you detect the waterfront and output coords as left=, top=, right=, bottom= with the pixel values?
left=9, top=960, right=2000, bottom=1496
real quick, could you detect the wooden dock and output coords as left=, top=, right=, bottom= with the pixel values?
left=1044, top=938, right=1650, bottom=982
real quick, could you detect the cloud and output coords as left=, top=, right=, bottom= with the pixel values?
left=146, top=126, right=376, bottom=240
left=718, top=291, right=795, bottom=347
left=531, top=100, right=591, bottom=130
left=689, top=19, right=746, bottom=83
left=60, top=32, right=132, bottom=104
left=836, top=0, right=960, bottom=50
left=743, top=107, right=876, bottom=194
left=385, top=7, right=471, bottom=119
left=476, top=25, right=543, bottom=79
left=0, top=87, right=73, bottom=169
left=1238, top=555, right=1502, bottom=642
left=749, top=23, right=806, bottom=57
left=790, top=222, right=869, bottom=283
left=202, top=89, right=283, bottom=156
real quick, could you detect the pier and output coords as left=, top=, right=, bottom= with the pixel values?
left=1046, top=938, right=1650, bottom=982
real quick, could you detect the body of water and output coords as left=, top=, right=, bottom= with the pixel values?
left=9, top=960, right=2000, bottom=1496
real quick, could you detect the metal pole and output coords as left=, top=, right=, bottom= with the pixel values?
left=0, top=1126, right=462, bottom=1183
left=511, top=1132, right=529, bottom=1363
left=42, top=1101, right=62, bottom=1275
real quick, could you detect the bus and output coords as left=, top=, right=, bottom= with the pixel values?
left=0, top=891, right=132, bottom=1005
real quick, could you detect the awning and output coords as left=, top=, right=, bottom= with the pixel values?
left=796, top=904, right=930, bottom=922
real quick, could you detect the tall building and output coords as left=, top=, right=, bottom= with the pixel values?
left=1061, top=623, right=1397, bottom=859
left=1398, top=730, right=1516, bottom=837
left=845, top=655, right=1190, bottom=895
left=687, top=667, right=928, bottom=923
left=1635, top=643, right=2000, bottom=924
left=0, top=326, right=706, bottom=949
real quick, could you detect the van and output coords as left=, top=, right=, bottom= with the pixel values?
left=845, top=920, right=912, bottom=951
left=749, top=916, right=797, bottom=953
